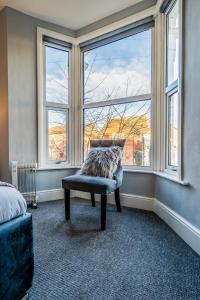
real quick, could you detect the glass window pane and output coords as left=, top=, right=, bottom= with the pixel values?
left=45, top=45, right=69, bottom=104
left=48, top=110, right=67, bottom=161
left=83, top=30, right=151, bottom=104
left=167, top=0, right=179, bottom=85
left=168, top=93, right=178, bottom=167
left=84, top=100, right=151, bottom=166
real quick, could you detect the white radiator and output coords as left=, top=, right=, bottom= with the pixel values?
left=11, top=161, right=38, bottom=208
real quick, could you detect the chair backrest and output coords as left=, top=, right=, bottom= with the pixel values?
left=90, top=139, right=126, bottom=149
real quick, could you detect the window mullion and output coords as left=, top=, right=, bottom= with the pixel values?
left=45, top=102, right=69, bottom=110
left=83, top=94, right=152, bottom=109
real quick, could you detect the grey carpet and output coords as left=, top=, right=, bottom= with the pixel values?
left=29, top=199, right=200, bottom=300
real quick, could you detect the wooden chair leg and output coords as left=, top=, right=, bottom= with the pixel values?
left=115, top=188, right=121, bottom=212
left=64, top=189, right=70, bottom=220
left=101, top=194, right=107, bottom=230
left=91, top=193, right=96, bottom=207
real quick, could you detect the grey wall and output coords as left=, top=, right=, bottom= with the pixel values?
left=36, top=169, right=76, bottom=191
left=155, top=0, right=200, bottom=229
left=6, top=7, right=75, bottom=163
left=0, top=7, right=76, bottom=182
left=121, top=172, right=155, bottom=197
left=0, top=9, right=9, bottom=182
left=76, top=0, right=157, bottom=37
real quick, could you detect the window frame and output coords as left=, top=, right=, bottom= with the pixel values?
left=166, top=87, right=179, bottom=171
left=37, top=27, right=74, bottom=169
left=163, top=0, right=183, bottom=178
left=43, top=41, right=71, bottom=166
left=80, top=28, right=154, bottom=170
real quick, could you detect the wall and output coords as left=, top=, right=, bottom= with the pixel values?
left=6, top=7, right=74, bottom=163
left=0, top=9, right=9, bottom=181
left=76, top=0, right=157, bottom=36
left=0, top=7, right=76, bottom=182
left=121, top=172, right=155, bottom=197
left=155, top=0, right=200, bottom=229
left=36, top=168, right=76, bottom=191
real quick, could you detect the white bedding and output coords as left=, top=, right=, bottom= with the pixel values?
left=0, top=185, right=27, bottom=224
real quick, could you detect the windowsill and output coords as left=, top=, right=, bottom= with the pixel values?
left=123, top=169, right=189, bottom=185
left=36, top=166, right=189, bottom=186
left=123, top=168, right=153, bottom=174
left=37, top=165, right=79, bottom=171
left=154, top=171, right=189, bottom=186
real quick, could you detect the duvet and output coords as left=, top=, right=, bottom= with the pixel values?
left=0, top=182, right=27, bottom=224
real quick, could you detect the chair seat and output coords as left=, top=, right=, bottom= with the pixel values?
left=62, top=174, right=117, bottom=194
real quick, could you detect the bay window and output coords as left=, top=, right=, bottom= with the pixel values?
left=37, top=7, right=183, bottom=182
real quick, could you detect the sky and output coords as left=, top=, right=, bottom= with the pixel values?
left=167, top=0, right=179, bottom=85
left=44, top=29, right=152, bottom=132
left=45, top=30, right=152, bottom=164
left=45, top=29, right=152, bottom=107
left=45, top=45, right=69, bottom=104
left=84, top=29, right=152, bottom=103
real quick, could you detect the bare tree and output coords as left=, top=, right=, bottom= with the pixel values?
left=48, top=51, right=151, bottom=165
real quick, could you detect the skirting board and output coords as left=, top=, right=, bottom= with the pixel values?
left=154, top=200, right=200, bottom=256
left=36, top=188, right=200, bottom=255
left=72, top=190, right=154, bottom=211
left=37, top=189, right=154, bottom=211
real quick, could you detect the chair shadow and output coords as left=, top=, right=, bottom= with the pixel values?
left=64, top=219, right=101, bottom=237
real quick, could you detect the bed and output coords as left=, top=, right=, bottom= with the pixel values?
left=0, top=182, right=34, bottom=300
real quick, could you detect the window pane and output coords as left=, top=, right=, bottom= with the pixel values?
left=48, top=110, right=67, bottom=161
left=168, top=93, right=178, bottom=167
left=84, top=100, right=151, bottom=166
left=167, top=0, right=179, bottom=85
left=45, top=45, right=69, bottom=104
left=83, top=30, right=151, bottom=104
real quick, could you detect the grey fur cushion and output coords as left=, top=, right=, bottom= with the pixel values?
left=80, top=146, right=122, bottom=179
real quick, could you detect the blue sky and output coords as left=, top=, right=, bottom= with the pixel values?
left=45, top=30, right=152, bottom=125
left=45, top=29, right=152, bottom=105
left=45, top=46, right=69, bottom=104
left=84, top=29, right=152, bottom=103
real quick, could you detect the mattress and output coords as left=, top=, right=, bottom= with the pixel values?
left=0, top=183, right=27, bottom=224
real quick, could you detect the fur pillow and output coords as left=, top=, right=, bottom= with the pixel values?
left=80, top=146, right=122, bottom=179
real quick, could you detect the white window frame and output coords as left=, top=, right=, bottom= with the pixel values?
left=163, top=0, right=183, bottom=179
left=80, top=28, right=154, bottom=170
left=37, top=27, right=76, bottom=169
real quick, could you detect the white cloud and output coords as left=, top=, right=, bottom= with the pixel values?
left=84, top=58, right=151, bottom=103
left=46, top=75, right=68, bottom=104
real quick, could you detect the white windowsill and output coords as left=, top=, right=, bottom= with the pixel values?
left=123, top=168, right=153, bottom=174
left=37, top=165, right=78, bottom=171
left=154, top=171, right=189, bottom=186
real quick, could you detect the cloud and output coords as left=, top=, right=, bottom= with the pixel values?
left=46, top=75, right=68, bottom=104
left=84, top=58, right=151, bottom=103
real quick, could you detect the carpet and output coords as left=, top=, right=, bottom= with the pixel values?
left=29, top=199, right=200, bottom=300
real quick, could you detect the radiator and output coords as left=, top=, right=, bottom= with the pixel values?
left=11, top=161, right=38, bottom=208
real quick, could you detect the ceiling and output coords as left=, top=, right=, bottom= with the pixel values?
left=0, top=0, right=147, bottom=30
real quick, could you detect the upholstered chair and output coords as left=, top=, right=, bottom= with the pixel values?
left=62, top=139, right=125, bottom=230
